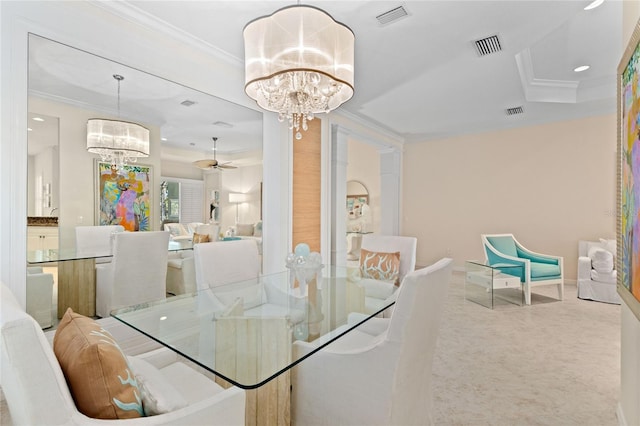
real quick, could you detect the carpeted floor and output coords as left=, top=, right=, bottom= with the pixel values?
left=0, top=272, right=620, bottom=425
left=432, top=272, right=620, bottom=425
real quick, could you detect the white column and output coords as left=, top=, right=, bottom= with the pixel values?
left=379, top=148, right=401, bottom=236
left=331, top=124, right=349, bottom=266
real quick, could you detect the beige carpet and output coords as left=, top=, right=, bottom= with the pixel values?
left=432, top=272, right=620, bottom=425
left=0, top=272, right=620, bottom=425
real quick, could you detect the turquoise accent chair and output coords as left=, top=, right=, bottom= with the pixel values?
left=481, top=234, right=564, bottom=305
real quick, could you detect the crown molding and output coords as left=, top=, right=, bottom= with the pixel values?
left=89, top=0, right=243, bottom=68
left=516, top=48, right=579, bottom=103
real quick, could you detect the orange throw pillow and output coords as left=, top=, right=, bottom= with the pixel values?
left=192, top=232, right=210, bottom=243
left=360, top=248, right=401, bottom=286
left=53, top=308, right=144, bottom=419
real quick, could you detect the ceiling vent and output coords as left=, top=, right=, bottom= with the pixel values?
left=506, top=106, right=524, bottom=116
left=180, top=100, right=197, bottom=107
left=474, top=34, right=502, bottom=57
left=376, top=6, right=409, bottom=25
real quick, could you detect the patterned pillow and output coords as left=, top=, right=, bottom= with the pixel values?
left=53, top=308, right=144, bottom=419
left=359, top=248, right=401, bottom=286
left=192, top=232, right=210, bottom=244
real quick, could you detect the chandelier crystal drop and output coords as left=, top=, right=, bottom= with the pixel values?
left=86, top=75, right=149, bottom=170
left=244, top=5, right=355, bottom=140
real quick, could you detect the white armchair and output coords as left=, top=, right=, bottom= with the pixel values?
left=193, top=239, right=304, bottom=321
left=26, top=266, right=54, bottom=329
left=1, top=282, right=245, bottom=425
left=291, top=258, right=453, bottom=426
left=96, top=231, right=170, bottom=318
left=577, top=239, right=620, bottom=304
left=355, top=234, right=417, bottom=315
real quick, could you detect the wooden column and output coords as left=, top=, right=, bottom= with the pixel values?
left=292, top=118, right=321, bottom=253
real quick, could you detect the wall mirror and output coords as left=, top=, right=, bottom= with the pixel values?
left=346, top=180, right=370, bottom=232
left=27, top=112, right=59, bottom=217
left=27, top=33, right=263, bottom=249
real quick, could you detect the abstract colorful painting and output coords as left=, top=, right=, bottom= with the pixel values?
left=620, top=21, right=640, bottom=312
left=96, top=161, right=151, bottom=231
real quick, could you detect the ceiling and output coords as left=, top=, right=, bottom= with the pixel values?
left=27, top=0, right=623, bottom=161
left=125, top=0, right=623, bottom=142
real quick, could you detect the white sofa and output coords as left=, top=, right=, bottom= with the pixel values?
left=228, top=222, right=262, bottom=254
left=163, top=222, right=204, bottom=241
left=577, top=239, right=621, bottom=304
left=0, top=281, right=246, bottom=425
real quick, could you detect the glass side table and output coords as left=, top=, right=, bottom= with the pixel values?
left=464, top=261, right=524, bottom=309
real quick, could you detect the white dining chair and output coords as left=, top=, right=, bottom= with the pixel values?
left=357, top=234, right=417, bottom=316
left=75, top=225, right=124, bottom=263
left=95, top=231, right=170, bottom=318
left=291, top=258, right=453, bottom=426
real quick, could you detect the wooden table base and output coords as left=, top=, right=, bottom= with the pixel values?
left=57, top=259, right=96, bottom=318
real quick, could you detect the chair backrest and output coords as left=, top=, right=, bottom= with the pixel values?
left=1, top=282, right=77, bottom=425
left=109, top=231, right=170, bottom=309
left=361, top=235, right=417, bottom=282
left=481, top=233, right=518, bottom=262
left=75, top=225, right=124, bottom=256
left=195, top=223, right=220, bottom=242
left=385, top=257, right=453, bottom=424
left=194, top=239, right=260, bottom=291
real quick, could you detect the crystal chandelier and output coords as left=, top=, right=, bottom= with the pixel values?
left=243, top=4, right=355, bottom=140
left=87, top=74, right=149, bottom=170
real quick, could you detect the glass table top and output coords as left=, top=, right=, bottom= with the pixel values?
left=112, top=265, right=390, bottom=389
left=27, top=239, right=194, bottom=263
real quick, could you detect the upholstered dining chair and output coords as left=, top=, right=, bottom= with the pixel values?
left=95, top=231, right=170, bottom=318
left=193, top=239, right=305, bottom=320
left=357, top=234, right=417, bottom=316
left=481, top=233, right=564, bottom=305
left=75, top=225, right=124, bottom=263
left=291, top=257, right=453, bottom=426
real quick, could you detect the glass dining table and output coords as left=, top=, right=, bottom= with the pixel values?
left=27, top=239, right=194, bottom=318
left=111, top=265, right=389, bottom=426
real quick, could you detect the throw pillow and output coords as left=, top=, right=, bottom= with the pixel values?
left=192, top=232, right=210, bottom=244
left=53, top=308, right=144, bottom=419
left=236, top=223, right=254, bottom=236
left=588, top=247, right=614, bottom=273
left=599, top=238, right=617, bottom=258
left=253, top=221, right=263, bottom=237
left=359, top=248, right=401, bottom=286
left=127, top=356, right=188, bottom=415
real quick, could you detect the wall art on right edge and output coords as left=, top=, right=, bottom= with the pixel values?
left=618, top=17, right=640, bottom=319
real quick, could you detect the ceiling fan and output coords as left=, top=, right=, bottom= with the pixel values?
left=193, top=137, right=237, bottom=171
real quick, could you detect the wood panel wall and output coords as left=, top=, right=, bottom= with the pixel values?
left=292, top=118, right=321, bottom=253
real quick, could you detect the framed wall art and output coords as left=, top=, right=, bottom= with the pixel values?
left=96, top=161, right=152, bottom=231
left=618, top=17, right=640, bottom=320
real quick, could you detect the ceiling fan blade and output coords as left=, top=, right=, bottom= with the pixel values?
left=193, top=159, right=218, bottom=170
left=218, top=164, right=237, bottom=169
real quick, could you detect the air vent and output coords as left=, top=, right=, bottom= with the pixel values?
left=474, top=34, right=502, bottom=56
left=180, top=100, right=197, bottom=107
left=506, top=106, right=524, bottom=116
left=376, top=6, right=409, bottom=25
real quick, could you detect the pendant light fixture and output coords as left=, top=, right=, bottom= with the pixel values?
left=87, top=74, right=150, bottom=170
left=243, top=4, right=355, bottom=140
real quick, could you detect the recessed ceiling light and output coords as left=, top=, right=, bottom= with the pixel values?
left=32, top=117, right=44, bottom=122
left=584, top=0, right=604, bottom=10
left=27, top=127, right=33, bottom=132
left=574, top=65, right=590, bottom=72
left=161, top=137, right=167, bottom=141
